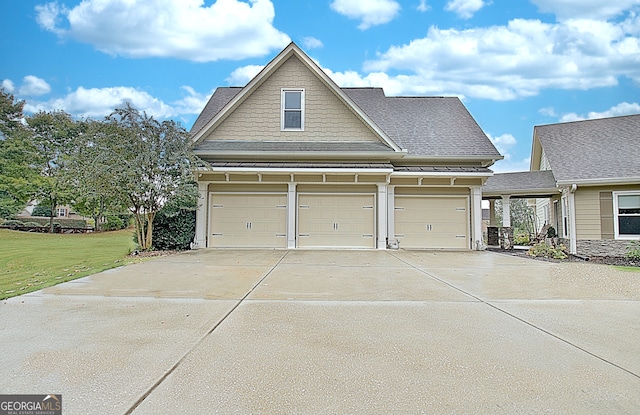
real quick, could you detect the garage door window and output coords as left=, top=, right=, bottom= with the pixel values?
left=614, top=192, right=640, bottom=238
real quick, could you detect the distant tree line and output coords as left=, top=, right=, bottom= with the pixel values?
left=0, top=88, right=199, bottom=250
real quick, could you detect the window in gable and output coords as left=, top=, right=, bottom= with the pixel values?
left=282, top=89, right=304, bottom=130
left=613, top=192, right=640, bottom=238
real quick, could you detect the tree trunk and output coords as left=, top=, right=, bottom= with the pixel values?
left=145, top=212, right=155, bottom=250
left=49, top=198, right=56, bottom=233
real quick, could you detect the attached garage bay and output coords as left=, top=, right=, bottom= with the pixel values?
left=209, top=193, right=287, bottom=248
left=297, top=194, right=376, bottom=248
left=394, top=195, right=469, bottom=249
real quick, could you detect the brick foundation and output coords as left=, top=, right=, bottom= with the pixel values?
left=576, top=239, right=635, bottom=257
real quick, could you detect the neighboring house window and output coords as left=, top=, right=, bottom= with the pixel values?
left=614, top=192, right=640, bottom=238
left=281, top=89, right=304, bottom=130
left=57, top=208, right=67, bottom=217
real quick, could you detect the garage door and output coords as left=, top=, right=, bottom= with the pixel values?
left=209, top=193, right=287, bottom=248
left=298, top=194, right=375, bottom=248
left=394, top=196, right=468, bottom=249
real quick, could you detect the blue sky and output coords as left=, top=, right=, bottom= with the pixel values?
left=2, top=0, right=640, bottom=172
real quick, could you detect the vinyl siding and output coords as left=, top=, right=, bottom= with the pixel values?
left=202, top=55, right=380, bottom=144
left=574, top=189, right=601, bottom=239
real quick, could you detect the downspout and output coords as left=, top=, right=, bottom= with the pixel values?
left=568, top=184, right=578, bottom=255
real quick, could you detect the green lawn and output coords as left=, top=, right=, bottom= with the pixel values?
left=0, top=229, right=138, bottom=300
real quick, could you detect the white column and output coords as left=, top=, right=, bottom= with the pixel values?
left=194, top=181, right=208, bottom=248
left=471, top=187, right=483, bottom=250
left=387, top=186, right=395, bottom=246
left=501, top=195, right=511, bottom=227
left=568, top=189, right=577, bottom=254
left=287, top=182, right=297, bottom=249
left=377, top=184, right=388, bottom=249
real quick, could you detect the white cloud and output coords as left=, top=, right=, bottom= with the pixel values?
left=35, top=0, right=290, bottom=62
left=488, top=133, right=516, bottom=157
left=538, top=107, right=557, bottom=117
left=226, top=65, right=265, bottom=85
left=24, top=86, right=175, bottom=119
left=302, top=37, right=324, bottom=50
left=417, top=0, right=430, bottom=12
left=486, top=133, right=531, bottom=172
left=490, top=157, right=531, bottom=173
left=354, top=15, right=640, bottom=99
left=445, top=0, right=488, bottom=19
left=330, top=0, right=401, bottom=30
left=173, top=86, right=212, bottom=115
left=530, top=0, right=640, bottom=20
left=2, top=79, right=15, bottom=93
left=559, top=102, right=640, bottom=122
left=18, top=76, right=51, bottom=96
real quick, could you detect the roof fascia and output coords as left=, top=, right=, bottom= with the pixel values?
left=556, top=177, right=640, bottom=187
left=392, top=171, right=494, bottom=178
left=399, top=155, right=503, bottom=166
left=200, top=167, right=395, bottom=174
left=193, top=150, right=405, bottom=160
left=529, top=131, right=543, bottom=171
left=482, top=188, right=561, bottom=198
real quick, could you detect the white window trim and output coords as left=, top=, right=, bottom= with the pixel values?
left=613, top=191, right=640, bottom=239
left=281, top=88, right=305, bottom=131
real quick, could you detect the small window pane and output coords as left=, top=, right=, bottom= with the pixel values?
left=284, top=91, right=301, bottom=110
left=619, top=195, right=640, bottom=214
left=619, top=216, right=640, bottom=235
left=284, top=111, right=301, bottom=129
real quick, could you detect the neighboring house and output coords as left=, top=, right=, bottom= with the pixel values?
left=484, top=114, right=640, bottom=256
left=17, top=203, right=85, bottom=220
left=190, top=43, right=502, bottom=250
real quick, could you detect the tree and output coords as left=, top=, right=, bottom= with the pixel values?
left=494, top=198, right=536, bottom=235
left=63, top=119, right=126, bottom=231
left=26, top=111, right=85, bottom=232
left=0, top=89, right=38, bottom=218
left=99, top=105, right=197, bottom=250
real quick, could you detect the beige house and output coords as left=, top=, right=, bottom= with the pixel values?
left=485, top=114, right=640, bottom=256
left=190, top=43, right=502, bottom=250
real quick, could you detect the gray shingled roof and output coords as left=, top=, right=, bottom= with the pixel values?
left=191, top=87, right=501, bottom=159
left=191, top=87, right=242, bottom=136
left=483, top=170, right=558, bottom=197
left=343, top=88, right=501, bottom=158
left=535, top=114, right=640, bottom=182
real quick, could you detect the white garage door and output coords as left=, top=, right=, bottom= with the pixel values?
left=394, top=196, right=469, bottom=249
left=298, top=194, right=375, bottom=248
left=209, top=193, right=287, bottom=248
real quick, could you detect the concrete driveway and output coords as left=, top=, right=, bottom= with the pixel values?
left=1, top=250, right=639, bottom=414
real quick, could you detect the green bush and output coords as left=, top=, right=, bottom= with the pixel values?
left=103, top=215, right=125, bottom=231
left=514, top=234, right=530, bottom=245
left=152, top=207, right=196, bottom=251
left=1, top=219, right=25, bottom=227
left=528, top=241, right=568, bottom=259
left=20, top=217, right=87, bottom=228
left=21, top=221, right=44, bottom=227
left=626, top=241, right=640, bottom=261
left=546, top=226, right=557, bottom=238
left=31, top=205, right=54, bottom=217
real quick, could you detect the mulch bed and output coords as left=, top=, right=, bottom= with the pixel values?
left=488, top=247, right=639, bottom=267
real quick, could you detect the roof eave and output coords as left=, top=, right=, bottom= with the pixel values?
left=556, top=177, right=640, bottom=187
left=193, top=149, right=406, bottom=160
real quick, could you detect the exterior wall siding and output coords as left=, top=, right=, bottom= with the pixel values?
left=203, top=55, right=380, bottom=143
left=574, top=189, right=602, bottom=240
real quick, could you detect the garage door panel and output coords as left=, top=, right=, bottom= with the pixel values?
left=395, top=196, right=468, bottom=249
left=298, top=194, right=375, bottom=248
left=210, top=194, right=287, bottom=248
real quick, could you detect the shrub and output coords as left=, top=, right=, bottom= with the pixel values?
left=514, top=234, right=530, bottom=245
left=103, top=215, right=125, bottom=231
left=528, top=241, right=568, bottom=259
left=32, top=205, right=54, bottom=217
left=546, top=226, right=557, bottom=238
left=21, top=221, right=44, bottom=227
left=1, top=219, right=24, bottom=227
left=152, top=207, right=196, bottom=251
left=626, top=241, right=640, bottom=261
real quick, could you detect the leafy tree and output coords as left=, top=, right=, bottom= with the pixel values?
left=64, top=119, right=126, bottom=231
left=494, top=198, right=536, bottom=235
left=26, top=110, right=85, bottom=232
left=99, top=104, right=198, bottom=250
left=0, top=89, right=38, bottom=218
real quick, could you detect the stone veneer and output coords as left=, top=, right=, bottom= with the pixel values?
left=576, top=239, right=636, bottom=257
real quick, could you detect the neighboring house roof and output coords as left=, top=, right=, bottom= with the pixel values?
left=533, top=114, right=640, bottom=184
left=483, top=170, right=559, bottom=198
left=343, top=88, right=501, bottom=160
left=191, top=43, right=501, bottom=164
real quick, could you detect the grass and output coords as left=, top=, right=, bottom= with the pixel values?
left=613, top=266, right=640, bottom=273
left=0, top=228, right=139, bottom=300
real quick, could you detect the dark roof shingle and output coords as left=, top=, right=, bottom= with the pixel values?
left=535, top=114, right=640, bottom=182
